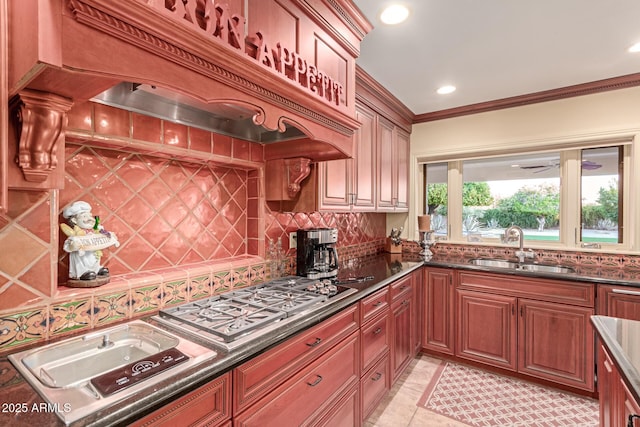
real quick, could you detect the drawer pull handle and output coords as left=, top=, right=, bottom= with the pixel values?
left=402, top=300, right=409, bottom=306
left=373, top=327, right=382, bottom=335
left=371, top=372, right=382, bottom=381
left=306, top=337, right=322, bottom=347
left=612, top=289, right=640, bottom=297
left=307, top=375, right=323, bottom=387
left=373, top=301, right=384, bottom=307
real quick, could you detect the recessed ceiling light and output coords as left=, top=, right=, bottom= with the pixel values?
left=629, top=42, right=640, bottom=53
left=380, top=4, right=410, bottom=25
left=437, top=85, right=456, bottom=95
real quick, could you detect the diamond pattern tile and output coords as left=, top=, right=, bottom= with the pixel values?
left=418, top=362, right=599, bottom=427
left=59, top=145, right=250, bottom=277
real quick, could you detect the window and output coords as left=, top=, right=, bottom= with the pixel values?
left=461, top=153, right=561, bottom=242
left=424, top=163, right=447, bottom=237
left=422, top=143, right=631, bottom=249
left=580, top=146, right=623, bottom=244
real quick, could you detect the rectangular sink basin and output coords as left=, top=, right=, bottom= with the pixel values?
left=469, top=258, right=575, bottom=274
left=469, top=258, right=519, bottom=269
left=9, top=320, right=217, bottom=425
left=516, top=263, right=575, bottom=274
left=20, top=322, right=179, bottom=388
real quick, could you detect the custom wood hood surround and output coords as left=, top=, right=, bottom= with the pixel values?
left=7, top=0, right=370, bottom=191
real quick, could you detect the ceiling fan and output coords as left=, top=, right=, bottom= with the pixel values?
left=519, top=160, right=601, bottom=173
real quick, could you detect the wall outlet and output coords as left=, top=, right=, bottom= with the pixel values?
left=289, top=232, right=297, bottom=249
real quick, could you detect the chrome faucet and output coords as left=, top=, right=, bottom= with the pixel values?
left=504, top=225, right=535, bottom=263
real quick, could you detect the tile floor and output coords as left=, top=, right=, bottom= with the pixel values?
left=366, top=354, right=469, bottom=427
left=365, top=354, right=598, bottom=427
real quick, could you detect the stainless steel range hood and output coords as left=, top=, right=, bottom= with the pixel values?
left=91, top=82, right=307, bottom=143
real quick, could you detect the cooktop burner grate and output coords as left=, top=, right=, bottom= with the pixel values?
left=156, top=276, right=357, bottom=347
left=159, top=298, right=286, bottom=342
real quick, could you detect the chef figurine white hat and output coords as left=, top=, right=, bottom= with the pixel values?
left=63, top=201, right=92, bottom=219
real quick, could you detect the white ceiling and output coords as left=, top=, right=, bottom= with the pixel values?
left=352, top=0, right=640, bottom=116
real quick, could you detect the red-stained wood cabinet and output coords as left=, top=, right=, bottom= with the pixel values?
left=359, top=287, right=391, bottom=421
left=233, top=332, right=360, bottom=427
left=423, top=267, right=456, bottom=355
left=597, top=285, right=640, bottom=320
left=376, top=117, right=409, bottom=212
left=455, top=271, right=595, bottom=392
left=390, top=275, right=413, bottom=382
left=456, top=289, right=517, bottom=371
left=128, top=372, right=231, bottom=427
left=317, top=102, right=377, bottom=211
left=598, top=343, right=640, bottom=427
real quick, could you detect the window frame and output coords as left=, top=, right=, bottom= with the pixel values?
left=419, top=142, right=635, bottom=252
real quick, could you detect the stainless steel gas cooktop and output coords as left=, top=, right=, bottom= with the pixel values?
left=153, top=276, right=356, bottom=352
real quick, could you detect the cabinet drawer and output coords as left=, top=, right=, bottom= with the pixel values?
left=129, top=373, right=230, bottom=427
left=361, top=287, right=389, bottom=323
left=361, top=310, right=390, bottom=374
left=390, top=275, right=412, bottom=301
left=458, top=271, right=595, bottom=307
left=234, top=332, right=360, bottom=427
left=233, top=304, right=359, bottom=413
left=361, top=353, right=390, bottom=421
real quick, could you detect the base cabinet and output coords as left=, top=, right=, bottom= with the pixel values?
left=451, top=270, right=595, bottom=392
left=423, top=268, right=455, bottom=355
left=598, top=285, right=640, bottom=320
left=361, top=354, right=390, bottom=421
left=518, top=299, right=594, bottom=389
left=234, top=333, right=360, bottom=427
left=457, top=289, right=517, bottom=371
left=598, top=343, right=640, bottom=427
left=390, top=275, right=413, bottom=382
left=129, top=373, right=231, bottom=427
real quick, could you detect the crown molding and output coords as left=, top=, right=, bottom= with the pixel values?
left=414, top=73, right=640, bottom=123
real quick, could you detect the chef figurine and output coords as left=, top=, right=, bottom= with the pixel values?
left=60, top=201, right=119, bottom=286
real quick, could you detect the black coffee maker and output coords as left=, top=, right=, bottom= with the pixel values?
left=296, top=228, right=339, bottom=279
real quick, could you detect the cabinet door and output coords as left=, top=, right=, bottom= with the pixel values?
left=352, top=103, right=376, bottom=210
left=457, top=289, right=517, bottom=371
left=598, top=343, right=621, bottom=427
left=391, top=294, right=412, bottom=383
left=376, top=116, right=395, bottom=211
left=423, top=268, right=455, bottom=355
left=518, top=299, right=595, bottom=391
left=317, top=158, right=351, bottom=210
left=412, top=268, right=423, bottom=355
left=394, top=129, right=409, bottom=211
left=598, top=285, right=640, bottom=320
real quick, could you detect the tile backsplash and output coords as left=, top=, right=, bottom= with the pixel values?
left=0, top=101, right=387, bottom=352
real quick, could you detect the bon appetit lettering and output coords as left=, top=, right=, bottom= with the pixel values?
left=148, top=0, right=344, bottom=106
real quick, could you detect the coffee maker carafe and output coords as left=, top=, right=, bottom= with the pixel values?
left=296, top=228, right=339, bottom=279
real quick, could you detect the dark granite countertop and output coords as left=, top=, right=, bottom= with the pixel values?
left=591, top=316, right=640, bottom=404
left=422, top=253, right=640, bottom=287
left=0, top=254, right=422, bottom=427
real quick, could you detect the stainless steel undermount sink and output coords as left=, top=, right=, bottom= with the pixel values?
left=8, top=320, right=217, bottom=425
left=469, top=258, right=520, bottom=269
left=469, top=258, right=575, bottom=274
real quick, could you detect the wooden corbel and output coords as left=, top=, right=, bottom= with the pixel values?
left=265, top=157, right=312, bottom=201
left=10, top=90, right=74, bottom=183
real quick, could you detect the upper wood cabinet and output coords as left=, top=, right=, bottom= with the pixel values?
left=316, top=102, right=377, bottom=211
left=376, top=118, right=409, bottom=212
left=279, top=67, right=413, bottom=212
